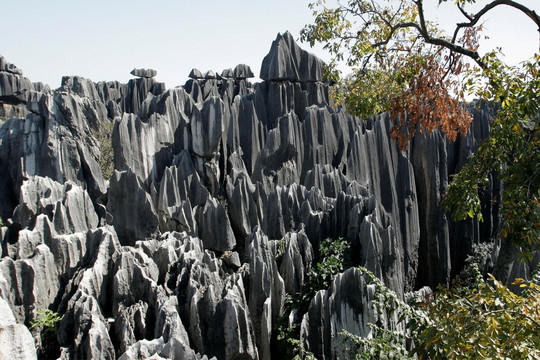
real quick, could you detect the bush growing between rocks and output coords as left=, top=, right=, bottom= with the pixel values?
left=275, top=238, right=351, bottom=358
left=30, top=309, right=62, bottom=358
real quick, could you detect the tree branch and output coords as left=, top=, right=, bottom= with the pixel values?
left=452, top=0, right=540, bottom=52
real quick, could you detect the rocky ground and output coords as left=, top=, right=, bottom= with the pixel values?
left=0, top=31, right=535, bottom=359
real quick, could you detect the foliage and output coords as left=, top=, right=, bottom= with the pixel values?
left=413, top=266, right=540, bottom=359
left=300, top=0, right=483, bottom=148
left=340, top=266, right=540, bottom=360
left=445, top=55, right=540, bottom=255
left=275, top=238, right=351, bottom=358
left=292, top=237, right=351, bottom=314
left=302, top=0, right=540, bottom=253
left=30, top=309, right=62, bottom=335
left=93, top=120, right=115, bottom=180
left=30, top=309, right=62, bottom=359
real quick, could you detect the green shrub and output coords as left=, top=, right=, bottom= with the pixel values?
left=30, top=309, right=61, bottom=336
left=30, top=309, right=62, bottom=358
left=275, top=238, right=352, bottom=358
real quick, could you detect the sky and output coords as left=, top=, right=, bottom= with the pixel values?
left=2, top=0, right=539, bottom=90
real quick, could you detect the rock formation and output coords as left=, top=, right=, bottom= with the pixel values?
left=0, top=32, right=527, bottom=360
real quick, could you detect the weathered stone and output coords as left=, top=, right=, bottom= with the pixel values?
left=131, top=68, right=158, bottom=78
left=233, top=64, right=254, bottom=79
left=220, top=68, right=234, bottom=79
left=192, top=96, right=226, bottom=157
left=0, top=56, right=24, bottom=75
left=246, top=227, right=285, bottom=360
left=0, top=297, right=37, bottom=360
left=189, top=68, right=204, bottom=79
left=176, top=236, right=258, bottom=359
left=279, top=230, right=313, bottom=294
left=107, top=169, right=159, bottom=245
left=61, top=76, right=101, bottom=101
left=57, top=226, right=120, bottom=359
left=260, top=31, right=324, bottom=82
left=203, top=70, right=216, bottom=79
left=196, top=197, right=236, bottom=252
left=0, top=243, right=60, bottom=324
left=0, top=37, right=506, bottom=359
left=13, top=176, right=98, bottom=238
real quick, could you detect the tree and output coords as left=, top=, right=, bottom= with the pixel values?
left=301, top=0, right=540, bottom=253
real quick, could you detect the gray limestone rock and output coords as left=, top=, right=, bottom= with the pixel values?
left=61, top=76, right=101, bottom=101
left=411, top=131, right=451, bottom=288
left=0, top=90, right=108, bottom=219
left=120, top=337, right=215, bottom=360
left=0, top=56, right=24, bottom=75
left=0, top=297, right=37, bottom=360
left=176, top=236, right=258, bottom=359
left=107, top=169, right=159, bottom=245
left=0, top=35, right=506, bottom=360
left=196, top=197, right=236, bottom=252
left=246, top=227, right=285, bottom=360
left=260, top=31, right=324, bottom=82
left=131, top=68, right=158, bottom=78
left=300, top=268, right=380, bottom=360
left=0, top=57, right=33, bottom=107
left=57, top=226, right=121, bottom=359
left=233, top=64, right=254, bottom=79
left=112, top=109, right=180, bottom=184
left=220, top=68, right=234, bottom=79
left=203, top=70, right=217, bottom=79
left=156, top=151, right=208, bottom=235
left=13, top=176, right=99, bottom=238
left=192, top=96, right=226, bottom=157
left=189, top=68, right=204, bottom=79
left=0, top=244, right=60, bottom=324
left=279, top=230, right=314, bottom=294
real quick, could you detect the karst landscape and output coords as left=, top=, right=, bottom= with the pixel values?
left=0, top=30, right=538, bottom=359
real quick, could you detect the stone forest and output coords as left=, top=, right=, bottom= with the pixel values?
left=0, top=31, right=538, bottom=359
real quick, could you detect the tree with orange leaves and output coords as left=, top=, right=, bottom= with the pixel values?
left=301, top=0, right=540, bottom=254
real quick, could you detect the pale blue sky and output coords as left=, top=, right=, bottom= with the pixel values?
left=2, top=1, right=539, bottom=89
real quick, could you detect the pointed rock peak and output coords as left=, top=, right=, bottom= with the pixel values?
left=130, top=68, right=157, bottom=78
left=203, top=70, right=216, bottom=79
left=233, top=64, right=254, bottom=79
left=188, top=68, right=204, bottom=79
left=221, top=68, right=234, bottom=79
left=260, top=31, right=324, bottom=82
left=0, top=55, right=24, bottom=75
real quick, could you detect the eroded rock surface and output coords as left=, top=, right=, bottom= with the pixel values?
left=0, top=32, right=505, bottom=359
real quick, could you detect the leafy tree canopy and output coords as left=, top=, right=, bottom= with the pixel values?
left=301, top=0, right=540, bottom=253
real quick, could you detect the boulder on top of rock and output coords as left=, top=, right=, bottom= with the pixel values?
left=189, top=68, right=204, bottom=79
left=204, top=70, right=216, bottom=79
left=233, top=64, right=254, bottom=79
left=0, top=56, right=23, bottom=75
left=130, top=68, right=157, bottom=78
left=220, top=68, right=234, bottom=79
left=260, top=31, right=324, bottom=82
